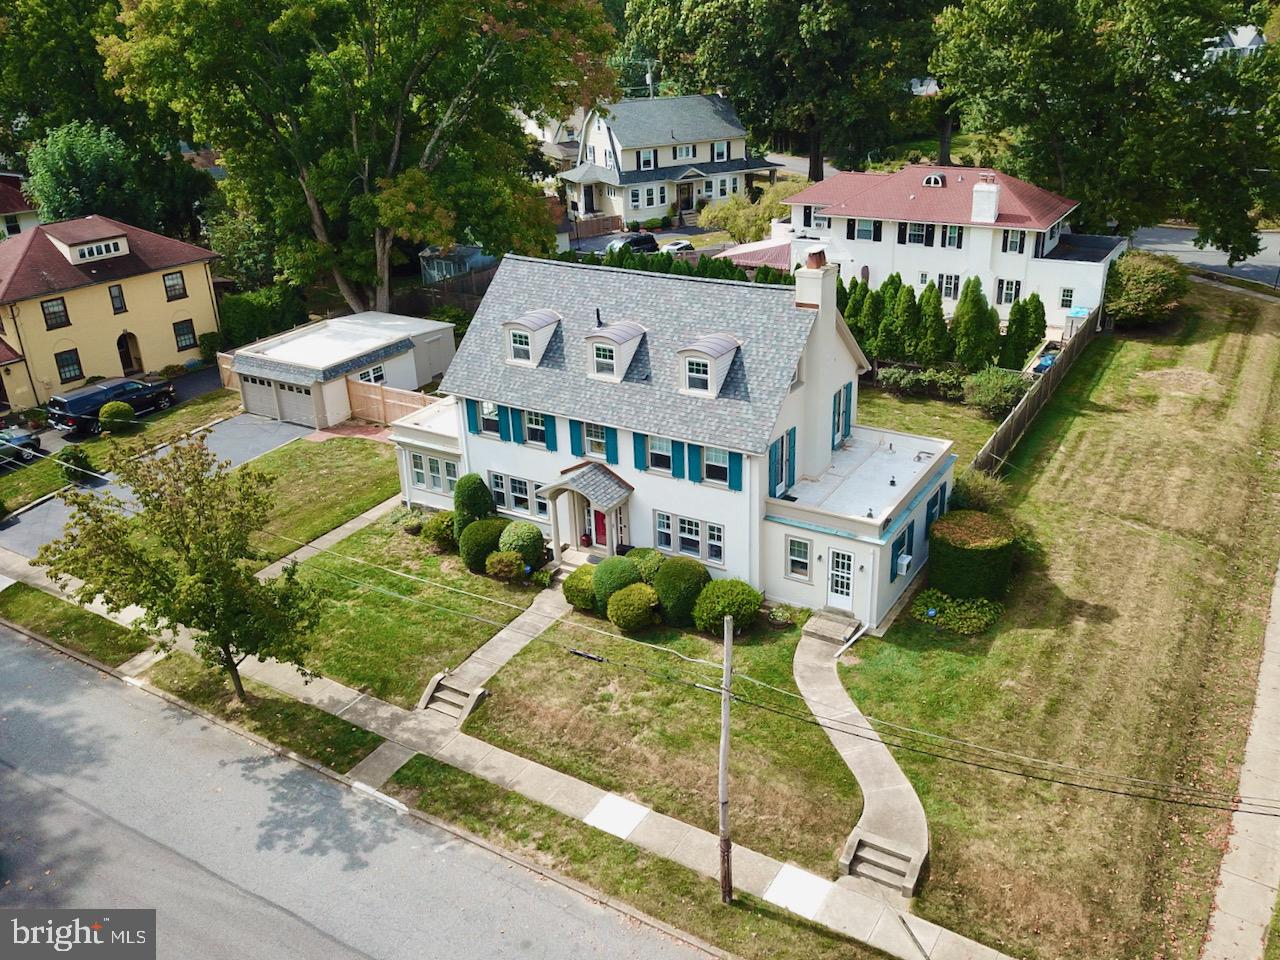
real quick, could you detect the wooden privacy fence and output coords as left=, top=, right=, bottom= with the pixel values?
left=216, top=352, right=236, bottom=388
left=570, top=215, right=623, bottom=239
left=346, top=377, right=434, bottom=425
left=970, top=307, right=1104, bottom=473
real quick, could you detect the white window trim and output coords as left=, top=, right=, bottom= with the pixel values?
left=479, top=401, right=500, bottom=435
left=684, top=357, right=711, bottom=394
left=647, top=435, right=673, bottom=473
left=785, top=535, right=813, bottom=582
left=855, top=219, right=875, bottom=240
left=489, top=470, right=540, bottom=516
left=584, top=422, right=608, bottom=459
left=592, top=343, right=616, bottom=378
left=358, top=364, right=385, bottom=384
left=943, top=225, right=961, bottom=248
left=509, top=329, right=532, bottom=364
left=906, top=222, right=926, bottom=244
left=675, top=144, right=693, bottom=160
left=640, top=148, right=656, bottom=171
left=704, top=446, right=730, bottom=486
left=813, top=215, right=830, bottom=230
left=653, top=510, right=723, bottom=566
left=410, top=452, right=426, bottom=488
left=524, top=410, right=547, bottom=446
left=712, top=141, right=728, bottom=162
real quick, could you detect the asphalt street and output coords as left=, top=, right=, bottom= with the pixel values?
left=1132, top=226, right=1280, bottom=287
left=0, top=628, right=707, bottom=960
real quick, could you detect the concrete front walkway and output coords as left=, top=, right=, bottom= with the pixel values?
left=255, top=494, right=402, bottom=581
left=1201, top=557, right=1280, bottom=959
left=443, top=589, right=571, bottom=692
left=793, top=634, right=929, bottom=903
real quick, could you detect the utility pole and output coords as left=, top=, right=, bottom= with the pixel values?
left=718, top=614, right=734, bottom=904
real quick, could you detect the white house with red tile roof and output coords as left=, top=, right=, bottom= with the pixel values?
left=0, top=173, right=39, bottom=240
left=779, top=165, right=1126, bottom=331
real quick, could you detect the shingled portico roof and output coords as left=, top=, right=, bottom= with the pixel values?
left=438, top=256, right=820, bottom=455
left=543, top=461, right=633, bottom=511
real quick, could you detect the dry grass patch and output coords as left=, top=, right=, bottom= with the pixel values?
left=842, top=283, right=1280, bottom=959
left=856, top=387, right=996, bottom=464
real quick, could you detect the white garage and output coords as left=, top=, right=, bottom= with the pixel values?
left=229, top=311, right=456, bottom=428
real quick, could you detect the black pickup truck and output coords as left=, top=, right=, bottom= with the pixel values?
left=46, top=378, right=176, bottom=435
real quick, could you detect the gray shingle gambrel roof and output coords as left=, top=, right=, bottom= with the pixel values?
left=550, top=462, right=634, bottom=511
left=602, top=95, right=747, bottom=148
left=231, top=338, right=414, bottom=387
left=438, top=256, right=816, bottom=455
left=561, top=156, right=779, bottom=187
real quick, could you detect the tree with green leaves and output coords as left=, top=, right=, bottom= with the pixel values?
left=25, top=122, right=148, bottom=224
left=103, top=0, right=615, bottom=313
left=933, top=0, right=1280, bottom=262
left=836, top=274, right=849, bottom=316
left=858, top=288, right=885, bottom=358
left=997, top=299, right=1030, bottom=369
left=952, top=277, right=1000, bottom=371
left=1024, top=292, right=1047, bottom=350
left=891, top=284, right=921, bottom=360
left=37, top=438, right=320, bottom=701
left=915, top=281, right=952, bottom=366
left=629, top=0, right=937, bottom=181
left=697, top=179, right=811, bottom=242
left=845, top=279, right=868, bottom=332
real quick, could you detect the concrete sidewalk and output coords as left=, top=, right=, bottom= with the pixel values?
left=1201, top=557, right=1280, bottom=959
left=255, top=494, right=401, bottom=580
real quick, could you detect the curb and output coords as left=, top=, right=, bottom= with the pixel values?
left=1, top=618, right=732, bottom=960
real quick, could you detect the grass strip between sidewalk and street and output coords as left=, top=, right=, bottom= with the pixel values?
left=387, top=754, right=884, bottom=960
left=148, top=651, right=384, bottom=775
left=0, top=583, right=149, bottom=667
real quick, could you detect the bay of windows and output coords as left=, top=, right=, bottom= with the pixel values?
left=654, top=511, right=724, bottom=566
left=490, top=471, right=540, bottom=515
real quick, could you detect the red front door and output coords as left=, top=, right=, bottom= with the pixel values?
left=593, top=510, right=607, bottom=546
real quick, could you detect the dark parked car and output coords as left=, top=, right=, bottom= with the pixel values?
left=46, top=378, right=177, bottom=435
left=0, top=427, right=40, bottom=466
left=605, top=233, right=660, bottom=254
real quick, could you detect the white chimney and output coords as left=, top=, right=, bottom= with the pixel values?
left=794, top=246, right=837, bottom=319
left=970, top=173, right=1000, bottom=224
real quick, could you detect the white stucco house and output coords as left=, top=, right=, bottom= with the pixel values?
left=392, top=252, right=956, bottom=630
left=559, top=95, right=779, bottom=224
left=231, top=312, right=455, bottom=428
left=779, top=165, right=1127, bottom=332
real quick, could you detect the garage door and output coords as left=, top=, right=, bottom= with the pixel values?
left=241, top=375, right=276, bottom=418
left=276, top=382, right=316, bottom=427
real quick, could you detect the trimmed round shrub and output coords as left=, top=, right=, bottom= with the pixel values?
left=55, top=445, right=94, bottom=485
left=423, top=510, right=457, bottom=551
left=626, top=547, right=666, bottom=584
left=452, top=472, right=495, bottom=541
left=458, top=517, right=510, bottom=573
left=692, top=579, right=764, bottom=634
left=592, top=555, right=641, bottom=616
left=562, top=564, right=596, bottom=612
left=929, top=510, right=1016, bottom=599
left=607, top=582, right=660, bottom=633
left=98, top=400, right=137, bottom=434
left=499, top=520, right=545, bottom=570
left=911, top=588, right=1004, bottom=635
left=652, top=555, right=710, bottom=626
left=485, top=550, right=526, bottom=582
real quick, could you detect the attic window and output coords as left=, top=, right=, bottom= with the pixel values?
left=685, top=358, right=711, bottom=392
left=510, top=330, right=531, bottom=362
left=923, top=173, right=944, bottom=187
left=594, top=344, right=616, bottom=376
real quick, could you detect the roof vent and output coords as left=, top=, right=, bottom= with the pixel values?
left=805, top=248, right=827, bottom=269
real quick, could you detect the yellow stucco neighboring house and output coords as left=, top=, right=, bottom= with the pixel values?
left=0, top=215, right=220, bottom=410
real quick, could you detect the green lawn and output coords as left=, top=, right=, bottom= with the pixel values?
left=248, top=437, right=400, bottom=568
left=856, top=387, right=995, bottom=465
left=0, top=583, right=149, bottom=667
left=388, top=755, right=881, bottom=960
left=687, top=230, right=733, bottom=249
left=464, top=613, right=859, bottom=877
left=0, top=388, right=243, bottom=511
left=841, top=284, right=1280, bottom=959
left=148, top=652, right=383, bottom=774
left=865, top=132, right=984, bottom=171
left=297, top=513, right=540, bottom=707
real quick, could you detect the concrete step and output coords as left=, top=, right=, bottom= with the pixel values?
left=802, top=612, right=861, bottom=646
left=426, top=700, right=462, bottom=719
left=429, top=688, right=468, bottom=709
left=435, top=679, right=473, bottom=699
left=853, top=846, right=910, bottom=877
left=856, top=833, right=914, bottom=864
left=850, top=858, right=910, bottom=889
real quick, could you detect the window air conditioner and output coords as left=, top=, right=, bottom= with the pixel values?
left=896, top=554, right=913, bottom=577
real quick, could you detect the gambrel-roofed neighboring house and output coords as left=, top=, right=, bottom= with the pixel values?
left=560, top=95, right=780, bottom=225
left=393, top=252, right=958, bottom=630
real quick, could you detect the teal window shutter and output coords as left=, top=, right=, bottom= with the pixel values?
left=767, top=439, right=779, bottom=494
left=831, top=391, right=840, bottom=449
left=633, top=432, right=648, bottom=470
left=687, top=444, right=703, bottom=482
left=465, top=399, right=480, bottom=434
left=497, top=406, right=512, bottom=442
left=569, top=419, right=584, bottom=457
left=605, top=427, right=619, bottom=464
left=905, top=520, right=916, bottom=556
left=511, top=409, right=525, bottom=444
left=925, top=491, right=938, bottom=534
left=544, top=416, right=558, bottom=452
left=786, top=427, right=796, bottom=488
left=842, top=382, right=853, bottom=438
left=890, top=532, right=904, bottom=582
left=728, top=452, right=743, bottom=491
left=671, top=441, right=685, bottom=479
left=939, top=481, right=947, bottom=513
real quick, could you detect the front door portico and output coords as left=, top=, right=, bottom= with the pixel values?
left=541, top=461, right=634, bottom=564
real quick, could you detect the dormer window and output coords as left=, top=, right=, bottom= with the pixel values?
left=685, top=358, right=711, bottom=392
left=922, top=173, right=945, bottom=187
left=510, top=330, right=532, bottom=362
left=594, top=344, right=616, bottom=376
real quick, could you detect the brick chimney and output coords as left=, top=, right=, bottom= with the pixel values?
left=794, top=245, right=837, bottom=318
left=970, top=172, right=1000, bottom=224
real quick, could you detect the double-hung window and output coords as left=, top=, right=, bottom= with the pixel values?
left=712, top=141, right=727, bottom=162
left=489, top=472, right=507, bottom=508
left=704, top=447, right=729, bottom=484
left=428, top=457, right=443, bottom=490
left=605, top=150, right=615, bottom=170
left=675, top=144, right=693, bottom=160
left=585, top=422, right=607, bottom=458
left=996, top=279, right=1021, bottom=305
left=1060, top=288, right=1074, bottom=309
left=678, top=518, right=701, bottom=556
left=163, top=270, right=187, bottom=301
left=855, top=219, right=875, bottom=240
left=510, top=478, right=530, bottom=512
left=655, top=512, right=673, bottom=550
left=534, top=483, right=549, bottom=518
left=639, top=148, right=656, bottom=170
left=1003, top=229, right=1026, bottom=254
left=109, top=284, right=127, bottom=314
left=444, top=461, right=458, bottom=492
left=593, top=344, right=615, bottom=376
left=510, top=330, right=531, bottom=362
left=787, top=537, right=811, bottom=580
left=41, top=298, right=70, bottom=330
left=54, top=348, right=82, bottom=383
left=906, top=222, right=926, bottom=244
left=630, top=188, right=641, bottom=208
left=645, top=187, right=655, bottom=207
left=587, top=145, right=596, bottom=164
left=685, top=358, right=710, bottom=392
left=411, top=453, right=427, bottom=487
left=942, top=225, right=962, bottom=248
left=525, top=411, right=547, bottom=445
left=173, top=319, right=197, bottom=350
left=648, top=436, right=673, bottom=471
left=938, top=274, right=961, bottom=299
left=718, top=178, right=728, bottom=197
left=480, top=401, right=500, bottom=434
left=707, top=524, right=724, bottom=564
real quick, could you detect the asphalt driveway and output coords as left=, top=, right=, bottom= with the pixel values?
left=1132, top=227, right=1280, bottom=287
left=0, top=413, right=312, bottom=559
